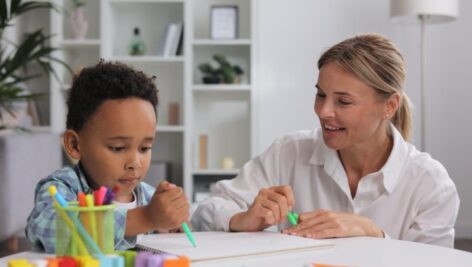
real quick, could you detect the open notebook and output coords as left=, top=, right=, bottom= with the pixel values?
left=136, top=231, right=333, bottom=262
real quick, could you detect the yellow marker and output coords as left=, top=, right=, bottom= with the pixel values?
left=85, top=194, right=98, bottom=245
left=8, top=259, right=32, bottom=267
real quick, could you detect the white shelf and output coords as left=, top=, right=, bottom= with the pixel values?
left=111, top=56, right=185, bottom=63
left=192, top=169, right=239, bottom=176
left=61, top=39, right=101, bottom=47
left=157, top=125, right=185, bottom=132
left=193, top=39, right=251, bottom=46
left=110, top=0, right=184, bottom=3
left=193, top=84, right=252, bottom=92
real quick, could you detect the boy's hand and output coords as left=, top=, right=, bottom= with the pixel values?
left=145, top=180, right=190, bottom=232
left=229, top=185, right=295, bottom=232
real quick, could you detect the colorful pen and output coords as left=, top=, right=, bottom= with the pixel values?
left=85, top=194, right=98, bottom=245
left=287, top=211, right=298, bottom=226
left=181, top=222, right=196, bottom=248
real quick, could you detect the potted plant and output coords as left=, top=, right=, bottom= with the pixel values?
left=0, top=0, right=69, bottom=130
left=198, top=54, right=244, bottom=84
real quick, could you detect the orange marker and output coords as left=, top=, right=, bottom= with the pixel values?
left=78, top=192, right=91, bottom=243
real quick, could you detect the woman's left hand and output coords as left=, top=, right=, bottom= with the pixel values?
left=282, top=209, right=384, bottom=239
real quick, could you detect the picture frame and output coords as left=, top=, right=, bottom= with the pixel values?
left=211, top=5, right=238, bottom=39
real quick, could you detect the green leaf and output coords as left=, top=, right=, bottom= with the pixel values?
left=0, top=0, right=7, bottom=28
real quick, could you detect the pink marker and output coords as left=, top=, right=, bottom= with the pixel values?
left=94, top=186, right=107, bottom=206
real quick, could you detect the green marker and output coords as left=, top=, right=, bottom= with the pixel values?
left=287, top=211, right=298, bottom=226
left=182, top=222, right=197, bottom=247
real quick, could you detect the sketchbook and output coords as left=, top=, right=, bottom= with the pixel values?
left=136, top=231, right=333, bottom=262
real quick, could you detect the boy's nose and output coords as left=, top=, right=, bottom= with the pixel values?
left=125, top=153, right=142, bottom=170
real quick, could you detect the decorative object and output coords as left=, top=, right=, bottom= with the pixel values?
left=390, top=0, right=458, bottom=151
left=221, top=156, right=235, bottom=170
left=198, top=54, right=243, bottom=84
left=0, top=0, right=69, bottom=130
left=211, top=5, right=238, bottom=39
left=198, top=134, right=208, bottom=169
left=168, top=102, right=179, bottom=125
left=70, top=0, right=88, bottom=39
left=128, top=27, right=146, bottom=56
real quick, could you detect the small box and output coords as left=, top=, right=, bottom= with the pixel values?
left=55, top=202, right=115, bottom=256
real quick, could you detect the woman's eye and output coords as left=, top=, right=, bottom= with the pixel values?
left=316, top=93, right=326, bottom=98
left=338, top=99, right=352, bottom=105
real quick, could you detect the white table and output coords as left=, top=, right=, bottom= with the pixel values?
left=2, top=237, right=472, bottom=267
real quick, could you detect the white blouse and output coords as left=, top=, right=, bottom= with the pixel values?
left=191, top=126, right=460, bottom=248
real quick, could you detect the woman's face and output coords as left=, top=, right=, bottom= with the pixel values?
left=314, top=62, right=391, bottom=151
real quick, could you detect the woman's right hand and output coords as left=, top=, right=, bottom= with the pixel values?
left=229, top=185, right=295, bottom=232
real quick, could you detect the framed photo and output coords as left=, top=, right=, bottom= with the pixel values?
left=211, top=5, right=238, bottom=39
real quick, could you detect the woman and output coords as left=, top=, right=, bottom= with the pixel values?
left=191, top=33, right=459, bottom=248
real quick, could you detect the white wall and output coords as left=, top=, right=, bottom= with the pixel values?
left=256, top=0, right=472, bottom=238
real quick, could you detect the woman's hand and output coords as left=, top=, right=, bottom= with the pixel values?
left=229, top=185, right=295, bottom=232
left=282, top=209, right=384, bottom=239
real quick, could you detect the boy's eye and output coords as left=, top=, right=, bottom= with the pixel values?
left=108, top=146, right=125, bottom=152
left=316, top=92, right=326, bottom=98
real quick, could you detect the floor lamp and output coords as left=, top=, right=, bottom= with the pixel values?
left=390, top=0, right=458, bottom=151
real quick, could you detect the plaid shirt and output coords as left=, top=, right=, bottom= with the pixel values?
left=25, top=164, right=155, bottom=253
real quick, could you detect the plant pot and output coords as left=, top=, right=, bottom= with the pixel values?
left=202, top=76, right=221, bottom=84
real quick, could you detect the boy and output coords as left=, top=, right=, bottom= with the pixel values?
left=26, top=61, right=190, bottom=253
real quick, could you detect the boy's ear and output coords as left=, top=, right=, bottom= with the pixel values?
left=63, top=129, right=81, bottom=161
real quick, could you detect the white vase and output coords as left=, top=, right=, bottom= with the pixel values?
left=70, top=7, right=88, bottom=39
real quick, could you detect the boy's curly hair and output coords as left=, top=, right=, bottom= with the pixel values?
left=66, top=60, right=158, bottom=131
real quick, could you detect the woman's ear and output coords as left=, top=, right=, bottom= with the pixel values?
left=63, top=129, right=81, bottom=161
left=385, top=93, right=401, bottom=119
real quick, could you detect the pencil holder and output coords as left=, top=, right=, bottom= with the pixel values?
left=55, top=202, right=115, bottom=256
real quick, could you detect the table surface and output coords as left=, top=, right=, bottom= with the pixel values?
left=2, top=237, right=472, bottom=267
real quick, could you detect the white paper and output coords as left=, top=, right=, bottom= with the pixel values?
left=137, top=231, right=333, bottom=262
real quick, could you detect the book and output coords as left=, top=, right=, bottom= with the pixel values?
left=169, top=22, right=183, bottom=56
left=157, top=25, right=170, bottom=56
left=198, top=134, right=208, bottom=169
left=136, top=231, right=333, bottom=263
left=158, top=23, right=183, bottom=57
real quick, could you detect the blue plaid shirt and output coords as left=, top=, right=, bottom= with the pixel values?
left=25, top=164, right=156, bottom=253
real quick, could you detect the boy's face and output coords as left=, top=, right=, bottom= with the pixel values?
left=73, top=97, right=156, bottom=198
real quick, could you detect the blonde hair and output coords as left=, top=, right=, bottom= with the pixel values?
left=318, top=33, right=412, bottom=141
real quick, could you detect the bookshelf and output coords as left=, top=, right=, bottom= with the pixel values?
left=35, top=0, right=255, bottom=202
left=187, top=0, right=256, bottom=202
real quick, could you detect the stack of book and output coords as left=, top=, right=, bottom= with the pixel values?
left=158, top=22, right=183, bottom=57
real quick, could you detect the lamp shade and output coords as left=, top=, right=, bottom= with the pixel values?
left=390, top=0, right=459, bottom=23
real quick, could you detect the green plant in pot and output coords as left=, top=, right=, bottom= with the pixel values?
left=0, top=0, right=69, bottom=130
left=198, top=54, right=244, bottom=84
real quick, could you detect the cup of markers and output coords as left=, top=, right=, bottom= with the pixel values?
left=51, top=186, right=116, bottom=257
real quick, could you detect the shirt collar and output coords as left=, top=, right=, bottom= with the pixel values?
left=380, top=125, right=410, bottom=193
left=309, top=125, right=410, bottom=194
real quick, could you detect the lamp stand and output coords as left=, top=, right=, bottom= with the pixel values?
left=419, top=14, right=426, bottom=151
